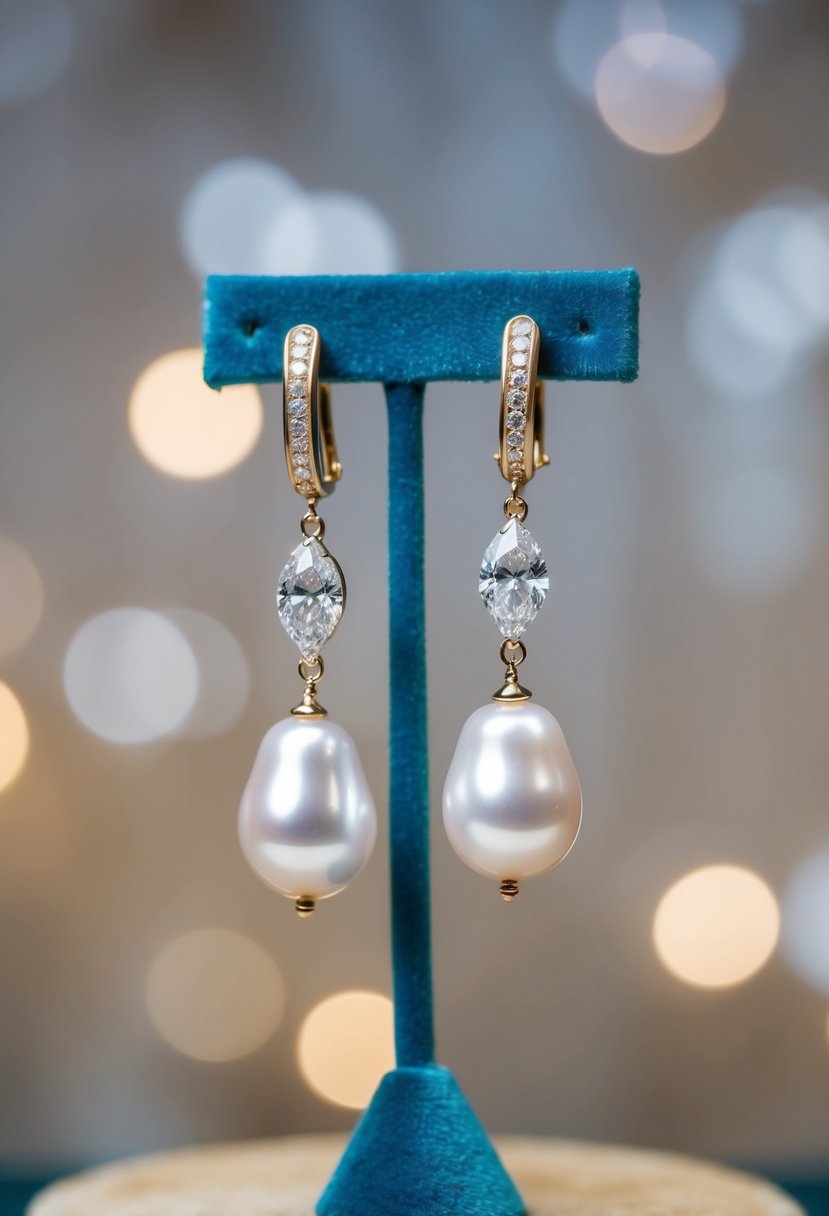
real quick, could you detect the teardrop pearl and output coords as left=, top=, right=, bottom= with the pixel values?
left=442, top=701, right=582, bottom=882
left=238, top=717, right=377, bottom=903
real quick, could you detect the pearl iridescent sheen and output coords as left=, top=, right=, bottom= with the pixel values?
left=238, top=716, right=377, bottom=905
left=442, top=701, right=582, bottom=884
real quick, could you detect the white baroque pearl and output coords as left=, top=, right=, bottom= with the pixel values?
left=238, top=717, right=377, bottom=901
left=442, top=701, right=582, bottom=881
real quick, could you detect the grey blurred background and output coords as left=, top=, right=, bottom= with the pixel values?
left=1, top=0, right=829, bottom=1179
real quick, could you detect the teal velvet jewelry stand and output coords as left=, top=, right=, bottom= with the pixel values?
left=203, top=270, right=640, bottom=1216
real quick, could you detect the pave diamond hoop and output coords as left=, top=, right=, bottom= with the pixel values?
left=283, top=325, right=342, bottom=499
left=497, top=315, right=550, bottom=486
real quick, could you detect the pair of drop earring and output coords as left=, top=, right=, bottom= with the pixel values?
left=238, top=317, right=582, bottom=917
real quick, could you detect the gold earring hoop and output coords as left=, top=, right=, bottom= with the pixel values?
left=497, top=315, right=550, bottom=488
left=283, top=325, right=342, bottom=500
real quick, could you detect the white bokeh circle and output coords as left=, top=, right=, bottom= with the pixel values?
left=782, top=852, right=829, bottom=996
left=179, top=158, right=300, bottom=278
left=64, top=609, right=199, bottom=744
left=595, top=32, right=726, bottom=155
left=165, top=609, right=249, bottom=738
left=0, top=0, right=73, bottom=109
left=264, top=191, right=400, bottom=275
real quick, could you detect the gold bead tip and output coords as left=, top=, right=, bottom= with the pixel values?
left=295, top=897, right=316, bottom=918
left=500, top=880, right=520, bottom=902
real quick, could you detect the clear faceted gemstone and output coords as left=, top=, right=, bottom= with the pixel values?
left=289, top=418, right=308, bottom=437
left=291, top=437, right=308, bottom=453
left=290, top=345, right=308, bottom=360
left=277, top=537, right=344, bottom=657
left=479, top=519, right=548, bottom=639
left=288, top=378, right=306, bottom=395
left=511, top=335, right=530, bottom=351
left=511, top=352, right=528, bottom=367
left=507, top=410, right=525, bottom=430
left=294, top=468, right=311, bottom=484
left=288, top=397, right=306, bottom=416
left=510, top=370, right=528, bottom=388
left=507, top=389, right=526, bottom=409
left=289, top=360, right=308, bottom=376
left=507, top=430, right=523, bottom=447
left=512, top=319, right=533, bottom=336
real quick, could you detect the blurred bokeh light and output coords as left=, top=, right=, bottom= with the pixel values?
left=63, top=608, right=198, bottom=744
left=0, top=536, right=44, bottom=660
left=164, top=609, right=249, bottom=738
left=145, top=929, right=285, bottom=1063
left=264, top=191, right=400, bottom=275
left=0, top=681, right=30, bottom=794
left=179, top=158, right=300, bottom=279
left=0, top=0, right=72, bottom=109
left=298, top=992, right=395, bottom=1110
left=782, top=852, right=829, bottom=996
left=595, top=33, right=726, bottom=154
left=129, top=349, right=263, bottom=479
left=653, top=865, right=779, bottom=988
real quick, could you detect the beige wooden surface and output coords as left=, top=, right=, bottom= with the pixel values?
left=29, top=1133, right=803, bottom=1216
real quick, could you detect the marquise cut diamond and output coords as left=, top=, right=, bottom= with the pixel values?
left=479, top=518, right=548, bottom=639
left=277, top=537, right=344, bottom=657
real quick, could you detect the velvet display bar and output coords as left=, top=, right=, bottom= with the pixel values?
left=203, top=269, right=640, bottom=387
left=202, top=269, right=640, bottom=1216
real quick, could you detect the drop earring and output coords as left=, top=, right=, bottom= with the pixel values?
left=442, top=316, right=582, bottom=901
left=238, top=325, right=377, bottom=918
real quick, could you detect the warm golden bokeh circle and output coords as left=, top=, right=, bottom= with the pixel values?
left=145, top=929, right=285, bottom=1062
left=0, top=681, right=30, bottom=795
left=128, top=348, right=263, bottom=479
left=297, top=990, right=395, bottom=1109
left=595, top=33, right=726, bottom=155
left=653, top=864, right=779, bottom=989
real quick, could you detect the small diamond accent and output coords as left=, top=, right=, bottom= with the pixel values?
left=288, top=398, right=306, bottom=416
left=293, top=467, right=311, bottom=483
left=479, top=519, right=548, bottom=640
left=511, top=352, right=528, bottom=367
left=510, top=370, right=528, bottom=388
left=277, top=537, right=344, bottom=657
left=292, top=331, right=311, bottom=345
left=288, top=378, right=306, bottom=395
left=507, top=389, right=526, bottom=409
left=512, top=319, right=533, bottom=336
left=289, top=360, right=308, bottom=376
left=507, top=431, right=523, bottom=448
left=511, top=336, right=530, bottom=352
left=290, top=346, right=309, bottom=360
left=290, top=438, right=308, bottom=453
left=289, top=419, right=308, bottom=437
left=507, top=411, right=525, bottom=430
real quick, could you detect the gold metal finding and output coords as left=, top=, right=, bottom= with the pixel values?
left=496, top=316, right=550, bottom=486
left=500, top=879, right=520, bottom=902
left=300, top=504, right=325, bottom=539
left=295, top=896, right=316, bottom=918
left=492, top=638, right=532, bottom=703
left=503, top=490, right=528, bottom=522
left=283, top=325, right=342, bottom=499
left=291, top=655, right=327, bottom=718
